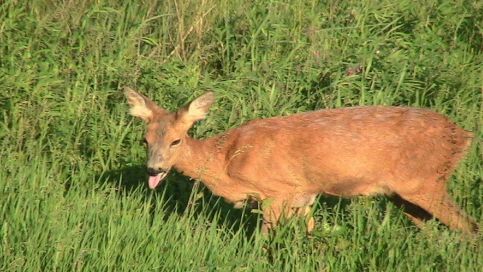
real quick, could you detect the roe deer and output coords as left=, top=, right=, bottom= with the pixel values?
left=124, top=87, right=478, bottom=234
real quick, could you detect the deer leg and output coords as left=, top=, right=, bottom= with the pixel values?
left=261, top=203, right=281, bottom=234
left=261, top=200, right=293, bottom=234
left=262, top=197, right=316, bottom=234
left=396, top=190, right=478, bottom=234
left=295, top=205, right=315, bottom=233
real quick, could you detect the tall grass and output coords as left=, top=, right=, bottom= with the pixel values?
left=0, top=0, right=481, bottom=271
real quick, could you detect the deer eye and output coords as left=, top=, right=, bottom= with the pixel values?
left=170, top=139, right=181, bottom=147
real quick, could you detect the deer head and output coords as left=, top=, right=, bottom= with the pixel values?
left=124, top=87, right=215, bottom=188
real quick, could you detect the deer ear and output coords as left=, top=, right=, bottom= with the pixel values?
left=183, top=92, right=215, bottom=122
left=124, top=87, right=157, bottom=122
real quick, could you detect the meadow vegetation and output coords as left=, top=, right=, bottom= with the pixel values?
left=0, top=0, right=481, bottom=271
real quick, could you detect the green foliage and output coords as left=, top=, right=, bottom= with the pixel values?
left=0, top=0, right=481, bottom=271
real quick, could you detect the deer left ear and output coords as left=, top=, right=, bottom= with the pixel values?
left=180, top=92, right=215, bottom=123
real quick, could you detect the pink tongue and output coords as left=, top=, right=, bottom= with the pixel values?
left=148, top=174, right=161, bottom=189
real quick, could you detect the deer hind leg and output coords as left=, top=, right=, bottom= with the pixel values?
left=395, top=186, right=478, bottom=234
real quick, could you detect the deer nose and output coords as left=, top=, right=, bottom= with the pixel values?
left=147, top=167, right=167, bottom=176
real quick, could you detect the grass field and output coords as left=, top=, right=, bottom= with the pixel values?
left=0, top=0, right=481, bottom=271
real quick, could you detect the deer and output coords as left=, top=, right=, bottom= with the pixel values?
left=123, top=87, right=478, bottom=235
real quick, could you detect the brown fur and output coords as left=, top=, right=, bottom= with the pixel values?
left=124, top=88, right=477, bottom=234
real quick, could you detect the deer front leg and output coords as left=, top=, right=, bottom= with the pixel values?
left=261, top=198, right=316, bottom=234
left=261, top=199, right=292, bottom=234
left=293, top=194, right=316, bottom=233
left=295, top=205, right=315, bottom=233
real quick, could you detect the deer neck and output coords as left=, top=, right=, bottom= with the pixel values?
left=173, top=135, right=223, bottom=181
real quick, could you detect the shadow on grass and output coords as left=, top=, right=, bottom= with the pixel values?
left=95, top=165, right=376, bottom=238
left=96, top=164, right=260, bottom=236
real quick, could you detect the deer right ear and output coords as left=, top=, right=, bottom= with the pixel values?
left=124, top=87, right=155, bottom=122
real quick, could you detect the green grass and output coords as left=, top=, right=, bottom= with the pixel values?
left=0, top=0, right=481, bottom=271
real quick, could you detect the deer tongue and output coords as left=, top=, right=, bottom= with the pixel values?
left=148, top=172, right=167, bottom=189
left=148, top=174, right=161, bottom=189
